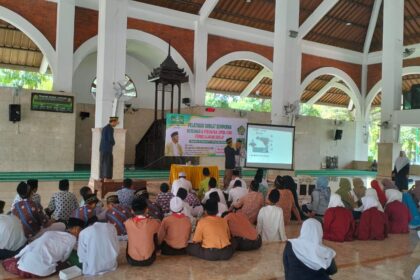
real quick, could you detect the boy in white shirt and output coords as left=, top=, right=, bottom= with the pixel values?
left=228, top=180, right=248, bottom=206
left=202, top=177, right=227, bottom=206
left=257, top=189, right=287, bottom=242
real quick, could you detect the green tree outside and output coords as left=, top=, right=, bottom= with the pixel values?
left=0, top=69, right=53, bottom=90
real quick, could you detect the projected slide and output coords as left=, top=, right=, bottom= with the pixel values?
left=246, top=124, right=295, bottom=170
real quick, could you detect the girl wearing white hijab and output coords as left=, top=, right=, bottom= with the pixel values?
left=384, top=189, right=410, bottom=234
left=357, top=196, right=388, bottom=240
left=393, top=151, right=410, bottom=191
left=323, top=194, right=355, bottom=242
left=365, top=189, right=384, bottom=212
left=283, top=218, right=337, bottom=280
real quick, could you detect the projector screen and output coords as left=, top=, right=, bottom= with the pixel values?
left=245, top=123, right=295, bottom=170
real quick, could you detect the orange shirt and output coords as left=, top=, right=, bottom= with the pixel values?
left=234, top=191, right=264, bottom=224
left=125, top=217, right=160, bottom=261
left=192, top=215, right=231, bottom=249
left=224, top=212, right=258, bottom=240
left=158, top=213, right=192, bottom=249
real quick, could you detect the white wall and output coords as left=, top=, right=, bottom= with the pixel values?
left=72, top=53, right=192, bottom=109
left=74, top=103, right=357, bottom=170
left=0, top=87, right=76, bottom=171
left=294, top=116, right=356, bottom=169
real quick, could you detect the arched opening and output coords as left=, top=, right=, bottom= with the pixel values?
left=299, top=67, right=362, bottom=121
left=300, top=74, right=357, bottom=121
left=365, top=70, right=420, bottom=163
left=206, top=54, right=273, bottom=113
left=0, top=19, right=53, bottom=90
left=72, top=30, right=194, bottom=167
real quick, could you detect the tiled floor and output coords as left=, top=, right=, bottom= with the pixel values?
left=1, top=224, right=419, bottom=280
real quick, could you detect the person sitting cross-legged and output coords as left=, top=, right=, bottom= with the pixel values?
left=125, top=197, right=161, bottom=266
left=223, top=210, right=262, bottom=251
left=186, top=199, right=236, bottom=261
left=232, top=180, right=264, bottom=224
left=71, top=194, right=99, bottom=227
left=105, top=193, right=133, bottom=239
left=117, top=178, right=135, bottom=208
left=156, top=183, right=174, bottom=215
left=46, top=179, right=79, bottom=223
left=158, top=197, right=192, bottom=255
left=257, top=189, right=287, bottom=242
left=12, top=181, right=65, bottom=240
left=384, top=189, right=410, bottom=234
left=356, top=196, right=388, bottom=241
left=283, top=218, right=337, bottom=280
left=323, top=194, right=355, bottom=242
left=0, top=202, right=27, bottom=260
left=77, top=220, right=119, bottom=275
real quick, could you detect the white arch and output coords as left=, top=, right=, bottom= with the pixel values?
left=300, top=67, right=363, bottom=119
left=0, top=6, right=56, bottom=74
left=206, top=51, right=273, bottom=84
left=364, top=66, right=420, bottom=119
left=73, top=29, right=194, bottom=94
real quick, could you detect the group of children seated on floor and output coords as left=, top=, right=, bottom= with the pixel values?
left=0, top=172, right=418, bottom=279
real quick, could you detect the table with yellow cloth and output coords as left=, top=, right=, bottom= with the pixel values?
left=169, top=164, right=219, bottom=189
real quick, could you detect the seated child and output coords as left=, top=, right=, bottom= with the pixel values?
left=356, top=196, right=388, bottom=240
left=223, top=210, right=262, bottom=251
left=125, top=197, right=160, bottom=266
left=257, top=189, right=287, bottom=242
left=283, top=219, right=337, bottom=280
left=158, top=197, right=192, bottom=255
left=323, top=194, right=355, bottom=242
left=186, top=199, right=236, bottom=261
left=155, top=183, right=174, bottom=215
left=385, top=189, right=410, bottom=234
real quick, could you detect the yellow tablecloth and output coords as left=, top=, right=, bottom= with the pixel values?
left=169, top=164, right=219, bottom=189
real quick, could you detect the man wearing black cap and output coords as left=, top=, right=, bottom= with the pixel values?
left=165, top=131, right=183, bottom=156
left=100, top=116, right=119, bottom=179
left=224, top=137, right=236, bottom=188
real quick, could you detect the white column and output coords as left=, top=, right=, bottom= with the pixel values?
left=354, top=120, right=369, bottom=160
left=193, top=21, right=208, bottom=106
left=90, top=0, right=128, bottom=182
left=377, top=0, right=404, bottom=177
left=380, top=0, right=404, bottom=143
left=53, top=0, right=75, bottom=92
left=272, top=0, right=301, bottom=125
left=95, top=0, right=128, bottom=128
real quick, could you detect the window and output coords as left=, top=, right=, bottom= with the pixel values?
left=90, top=75, right=137, bottom=98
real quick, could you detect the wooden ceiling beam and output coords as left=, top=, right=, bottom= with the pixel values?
left=0, top=45, right=42, bottom=54
left=299, top=0, right=339, bottom=40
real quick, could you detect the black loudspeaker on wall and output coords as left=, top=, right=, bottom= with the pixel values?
left=9, top=104, right=21, bottom=122
left=334, top=129, right=343, bottom=140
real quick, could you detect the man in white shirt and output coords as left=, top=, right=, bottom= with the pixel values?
left=77, top=222, right=119, bottom=276
left=171, top=172, right=192, bottom=195
left=2, top=218, right=84, bottom=278
left=226, top=170, right=247, bottom=193
left=202, top=177, right=227, bottom=206
left=165, top=131, right=183, bottom=156
left=0, top=213, right=27, bottom=260
left=257, top=189, right=287, bottom=242
left=228, top=180, right=248, bottom=205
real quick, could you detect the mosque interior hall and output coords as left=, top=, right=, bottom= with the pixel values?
left=1, top=0, right=420, bottom=279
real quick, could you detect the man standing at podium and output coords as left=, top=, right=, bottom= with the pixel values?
left=100, top=116, right=119, bottom=180
left=224, top=138, right=236, bottom=188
